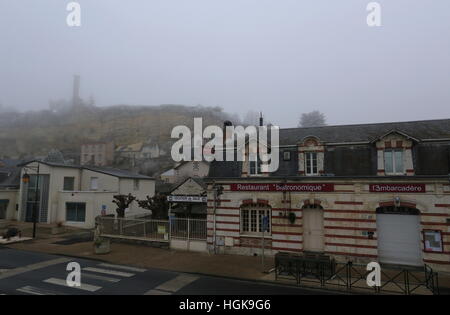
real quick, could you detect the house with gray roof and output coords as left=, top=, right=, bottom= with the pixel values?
left=9, top=160, right=155, bottom=228
left=205, top=118, right=450, bottom=272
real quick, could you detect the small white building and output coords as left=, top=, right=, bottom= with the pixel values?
left=16, top=160, right=155, bottom=229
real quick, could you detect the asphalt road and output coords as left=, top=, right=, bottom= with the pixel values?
left=0, top=247, right=336, bottom=295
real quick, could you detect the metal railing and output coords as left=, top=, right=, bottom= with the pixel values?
left=98, top=217, right=170, bottom=241
left=274, top=252, right=439, bottom=295
left=170, top=218, right=207, bottom=241
left=97, top=216, right=207, bottom=242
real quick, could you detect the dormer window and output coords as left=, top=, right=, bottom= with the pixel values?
left=298, top=136, right=324, bottom=176
left=305, top=152, right=318, bottom=175
left=374, top=131, right=416, bottom=176
left=384, top=149, right=404, bottom=175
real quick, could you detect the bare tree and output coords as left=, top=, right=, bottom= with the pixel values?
left=137, top=193, right=169, bottom=219
left=298, top=111, right=326, bottom=128
left=112, top=193, right=136, bottom=218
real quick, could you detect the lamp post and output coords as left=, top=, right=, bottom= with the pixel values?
left=22, top=163, right=40, bottom=238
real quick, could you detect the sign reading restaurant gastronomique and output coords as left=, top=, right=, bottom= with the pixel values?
left=230, top=183, right=334, bottom=192
left=369, top=183, right=426, bottom=193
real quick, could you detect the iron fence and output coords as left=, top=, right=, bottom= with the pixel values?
left=97, top=216, right=207, bottom=242
left=274, top=252, right=439, bottom=295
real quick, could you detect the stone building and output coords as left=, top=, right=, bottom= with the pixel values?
left=80, top=142, right=114, bottom=166
left=205, top=118, right=450, bottom=272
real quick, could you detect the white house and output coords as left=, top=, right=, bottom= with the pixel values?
left=17, top=160, right=155, bottom=228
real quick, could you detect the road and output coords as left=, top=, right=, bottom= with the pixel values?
left=0, top=247, right=336, bottom=295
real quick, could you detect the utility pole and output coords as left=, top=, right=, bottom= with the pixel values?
left=33, top=163, right=40, bottom=238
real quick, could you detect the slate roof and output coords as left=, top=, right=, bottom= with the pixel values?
left=18, top=160, right=153, bottom=180
left=278, top=118, right=450, bottom=145
left=83, top=166, right=153, bottom=180
left=207, top=119, right=450, bottom=179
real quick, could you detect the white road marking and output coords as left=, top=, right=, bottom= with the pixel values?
left=82, top=272, right=120, bottom=283
left=145, top=274, right=199, bottom=295
left=17, top=285, right=62, bottom=295
left=82, top=267, right=134, bottom=277
left=44, top=277, right=101, bottom=292
left=98, top=263, right=146, bottom=273
left=0, top=258, right=70, bottom=280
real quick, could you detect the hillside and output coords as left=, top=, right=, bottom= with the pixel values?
left=0, top=104, right=239, bottom=160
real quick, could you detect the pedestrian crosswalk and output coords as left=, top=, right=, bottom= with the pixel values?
left=15, top=262, right=146, bottom=295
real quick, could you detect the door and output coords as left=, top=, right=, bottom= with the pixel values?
left=377, top=213, right=423, bottom=266
left=0, top=200, right=8, bottom=219
left=303, top=206, right=324, bottom=252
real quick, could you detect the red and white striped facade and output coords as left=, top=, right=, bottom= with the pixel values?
left=206, top=179, right=450, bottom=272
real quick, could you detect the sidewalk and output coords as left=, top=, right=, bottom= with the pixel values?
left=3, top=222, right=449, bottom=294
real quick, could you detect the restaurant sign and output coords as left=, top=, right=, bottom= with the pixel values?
left=230, top=183, right=334, bottom=192
left=369, top=183, right=426, bottom=193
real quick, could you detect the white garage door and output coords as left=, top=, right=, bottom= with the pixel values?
left=377, top=214, right=423, bottom=266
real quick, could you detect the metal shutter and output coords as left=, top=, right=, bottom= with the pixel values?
left=376, top=214, right=423, bottom=266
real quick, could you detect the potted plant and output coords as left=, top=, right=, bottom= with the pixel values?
left=94, top=236, right=111, bottom=254
left=51, top=221, right=66, bottom=235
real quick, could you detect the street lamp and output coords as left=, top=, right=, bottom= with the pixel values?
left=21, top=163, right=40, bottom=238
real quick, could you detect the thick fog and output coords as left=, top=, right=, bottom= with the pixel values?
left=1, top=0, right=449, bottom=127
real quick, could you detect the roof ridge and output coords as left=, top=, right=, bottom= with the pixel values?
left=281, top=118, right=450, bottom=131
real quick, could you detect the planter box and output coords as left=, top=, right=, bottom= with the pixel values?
left=94, top=239, right=111, bottom=254
left=51, top=226, right=66, bottom=235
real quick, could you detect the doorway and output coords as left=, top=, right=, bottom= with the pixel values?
left=303, top=205, right=324, bottom=252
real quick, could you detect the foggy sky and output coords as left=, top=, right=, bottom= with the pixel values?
left=1, top=0, right=449, bottom=127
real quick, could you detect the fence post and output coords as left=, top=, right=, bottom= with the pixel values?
left=404, top=270, right=410, bottom=295
left=347, top=262, right=352, bottom=291
left=187, top=218, right=190, bottom=251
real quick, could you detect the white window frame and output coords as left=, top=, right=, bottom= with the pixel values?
left=384, top=149, right=405, bottom=175
left=90, top=177, right=99, bottom=190
left=305, top=152, right=318, bottom=176
left=240, top=207, right=271, bottom=236
left=249, top=160, right=262, bottom=176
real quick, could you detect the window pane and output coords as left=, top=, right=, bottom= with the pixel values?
left=249, top=161, right=255, bottom=174
left=384, top=150, right=393, bottom=173
left=305, top=153, right=311, bottom=174
left=76, top=206, right=86, bottom=222
left=251, top=211, right=257, bottom=232
left=394, top=150, right=404, bottom=173
left=242, top=210, right=249, bottom=232
left=63, top=177, right=75, bottom=191
left=90, top=177, right=98, bottom=190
